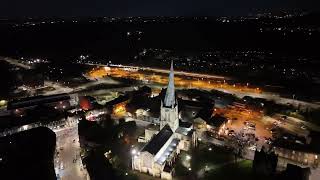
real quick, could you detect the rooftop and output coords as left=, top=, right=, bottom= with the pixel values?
left=207, top=114, right=227, bottom=128
left=163, top=60, right=176, bottom=107
left=155, top=138, right=179, bottom=165
left=176, top=126, right=193, bottom=136
left=146, top=123, right=160, bottom=131
left=272, top=133, right=320, bottom=154
left=105, top=95, right=129, bottom=106
left=142, top=125, right=173, bottom=155
left=7, top=93, right=70, bottom=110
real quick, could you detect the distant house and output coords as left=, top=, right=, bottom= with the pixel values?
left=204, top=115, right=228, bottom=135
left=105, top=95, right=130, bottom=115
left=193, top=113, right=228, bottom=135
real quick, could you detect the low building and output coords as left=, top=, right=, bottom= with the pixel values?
left=7, top=93, right=72, bottom=114
left=272, top=132, right=320, bottom=169
left=105, top=95, right=130, bottom=116
left=205, top=115, right=228, bottom=135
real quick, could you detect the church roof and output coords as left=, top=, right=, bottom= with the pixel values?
left=142, top=125, right=173, bottom=155
left=163, top=61, right=175, bottom=107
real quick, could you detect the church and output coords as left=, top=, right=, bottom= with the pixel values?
left=132, top=61, right=197, bottom=179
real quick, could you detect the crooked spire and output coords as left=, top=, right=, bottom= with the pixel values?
left=164, top=60, right=175, bottom=107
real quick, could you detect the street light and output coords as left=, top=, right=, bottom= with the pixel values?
left=131, top=149, right=137, bottom=155
left=131, top=149, right=138, bottom=170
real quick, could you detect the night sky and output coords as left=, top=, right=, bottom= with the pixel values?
left=0, top=0, right=320, bottom=17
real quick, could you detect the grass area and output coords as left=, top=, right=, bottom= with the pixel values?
left=191, top=143, right=235, bottom=172
left=175, top=152, right=191, bottom=177
left=174, top=144, right=270, bottom=180
left=203, top=160, right=272, bottom=180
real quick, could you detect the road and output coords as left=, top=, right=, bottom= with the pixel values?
left=87, top=65, right=320, bottom=110
left=85, top=63, right=230, bottom=80
left=42, top=81, right=74, bottom=95
left=54, top=123, right=89, bottom=180
left=0, top=56, right=32, bottom=69
left=216, top=88, right=320, bottom=110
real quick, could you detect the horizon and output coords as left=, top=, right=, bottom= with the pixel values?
left=1, top=0, right=320, bottom=17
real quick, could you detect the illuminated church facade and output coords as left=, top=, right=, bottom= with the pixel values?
left=132, top=61, right=197, bottom=179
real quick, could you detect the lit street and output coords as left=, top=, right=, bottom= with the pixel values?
left=54, top=121, right=89, bottom=180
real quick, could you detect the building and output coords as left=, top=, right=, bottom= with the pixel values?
left=280, top=164, right=311, bottom=180
left=272, top=132, right=320, bottom=169
left=193, top=114, right=228, bottom=135
left=132, top=61, right=197, bottom=179
left=7, top=93, right=72, bottom=116
left=105, top=95, right=130, bottom=116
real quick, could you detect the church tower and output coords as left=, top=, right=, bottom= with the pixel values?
left=160, top=61, right=179, bottom=132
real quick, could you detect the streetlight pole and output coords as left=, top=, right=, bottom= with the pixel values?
left=131, top=149, right=136, bottom=170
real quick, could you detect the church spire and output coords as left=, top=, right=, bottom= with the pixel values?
left=164, top=60, right=175, bottom=107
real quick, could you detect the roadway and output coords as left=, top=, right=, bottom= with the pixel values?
left=0, top=56, right=32, bottom=69
left=54, top=123, right=89, bottom=180
left=84, top=63, right=230, bottom=80
left=216, top=88, right=320, bottom=110
left=87, top=65, right=320, bottom=110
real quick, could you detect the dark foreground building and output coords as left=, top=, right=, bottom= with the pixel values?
left=0, top=127, right=56, bottom=180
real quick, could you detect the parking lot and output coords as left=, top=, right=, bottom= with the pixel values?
left=211, top=106, right=313, bottom=152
